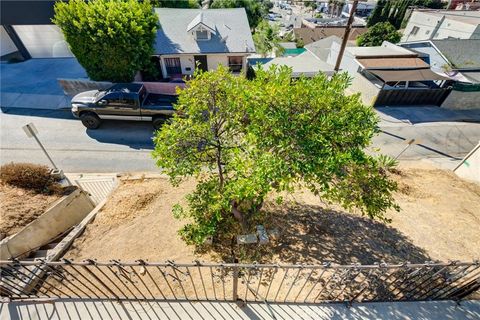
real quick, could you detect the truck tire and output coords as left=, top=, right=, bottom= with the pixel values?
left=153, top=116, right=168, bottom=130
left=80, top=113, right=101, bottom=129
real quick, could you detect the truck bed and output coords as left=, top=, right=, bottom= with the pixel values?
left=144, top=93, right=178, bottom=107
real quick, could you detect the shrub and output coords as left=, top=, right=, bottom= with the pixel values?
left=0, top=163, right=56, bottom=193
left=52, top=0, right=159, bottom=82
left=357, top=22, right=401, bottom=47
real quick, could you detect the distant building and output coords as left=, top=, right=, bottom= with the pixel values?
left=341, top=1, right=376, bottom=18
left=293, top=26, right=367, bottom=45
left=154, top=8, right=255, bottom=79
left=251, top=36, right=344, bottom=78
left=402, top=10, right=480, bottom=42
left=400, top=39, right=480, bottom=83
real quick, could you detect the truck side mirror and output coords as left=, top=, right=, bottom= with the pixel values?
left=98, top=100, right=107, bottom=106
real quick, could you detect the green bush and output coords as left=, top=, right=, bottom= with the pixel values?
left=357, top=22, right=401, bottom=47
left=53, top=0, right=159, bottom=82
left=0, top=163, right=56, bottom=193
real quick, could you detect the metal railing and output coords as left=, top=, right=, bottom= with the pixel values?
left=1, top=260, right=479, bottom=303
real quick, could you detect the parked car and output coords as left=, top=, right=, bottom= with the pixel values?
left=71, top=83, right=177, bottom=129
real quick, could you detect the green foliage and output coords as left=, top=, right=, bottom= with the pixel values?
left=253, top=20, right=284, bottom=57
left=413, top=0, right=444, bottom=9
left=367, top=0, right=444, bottom=29
left=357, top=22, right=401, bottom=47
left=53, top=0, right=158, bottom=82
left=295, top=38, right=304, bottom=48
left=282, top=31, right=295, bottom=42
left=210, top=0, right=267, bottom=29
left=152, top=0, right=200, bottom=8
left=367, top=0, right=386, bottom=27
left=152, top=66, right=399, bottom=246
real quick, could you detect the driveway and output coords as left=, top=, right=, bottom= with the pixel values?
left=0, top=58, right=86, bottom=109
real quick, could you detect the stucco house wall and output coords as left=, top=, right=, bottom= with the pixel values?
left=159, top=53, right=247, bottom=77
left=402, top=11, right=480, bottom=42
left=0, top=26, right=17, bottom=56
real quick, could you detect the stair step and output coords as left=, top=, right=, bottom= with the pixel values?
left=30, top=250, right=49, bottom=258
left=39, top=243, right=59, bottom=250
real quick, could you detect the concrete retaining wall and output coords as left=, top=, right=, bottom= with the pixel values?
left=0, top=188, right=95, bottom=260
left=347, top=73, right=381, bottom=106
left=441, top=90, right=480, bottom=110
left=58, top=79, right=185, bottom=97
left=454, top=142, right=480, bottom=183
left=58, top=79, right=112, bottom=96
left=141, top=81, right=186, bottom=95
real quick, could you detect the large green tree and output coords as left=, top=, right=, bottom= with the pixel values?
left=53, top=0, right=158, bottom=82
left=253, top=20, right=284, bottom=57
left=153, top=0, right=200, bottom=8
left=367, top=0, right=386, bottom=27
left=357, top=22, right=401, bottom=47
left=152, top=66, right=399, bottom=246
left=367, top=0, right=444, bottom=29
left=210, top=0, right=267, bottom=29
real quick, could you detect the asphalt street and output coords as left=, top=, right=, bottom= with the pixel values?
left=1, top=107, right=479, bottom=173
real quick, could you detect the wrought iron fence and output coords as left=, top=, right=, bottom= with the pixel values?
left=1, top=260, right=479, bottom=303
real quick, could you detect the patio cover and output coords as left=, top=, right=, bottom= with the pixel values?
left=368, top=69, right=451, bottom=82
left=357, top=57, right=429, bottom=69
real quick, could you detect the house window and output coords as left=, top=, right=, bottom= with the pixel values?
left=411, top=26, right=420, bottom=35
left=228, top=56, right=243, bottom=73
left=164, top=57, right=181, bottom=75
left=196, top=30, right=209, bottom=40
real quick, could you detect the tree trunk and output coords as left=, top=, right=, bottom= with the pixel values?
left=231, top=201, right=248, bottom=232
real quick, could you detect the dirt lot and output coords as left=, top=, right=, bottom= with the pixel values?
left=0, top=184, right=63, bottom=238
left=66, top=162, right=480, bottom=264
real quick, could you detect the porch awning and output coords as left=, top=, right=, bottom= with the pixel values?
left=357, top=57, right=430, bottom=69
left=368, top=69, right=451, bottom=82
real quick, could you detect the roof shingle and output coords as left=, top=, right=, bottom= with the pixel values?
left=154, top=8, right=255, bottom=55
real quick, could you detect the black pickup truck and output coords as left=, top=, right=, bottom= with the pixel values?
left=71, top=83, right=177, bottom=129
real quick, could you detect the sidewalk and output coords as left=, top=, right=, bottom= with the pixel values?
left=376, top=106, right=480, bottom=126
left=1, top=299, right=479, bottom=320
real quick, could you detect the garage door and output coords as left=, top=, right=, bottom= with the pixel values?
left=13, top=25, right=73, bottom=58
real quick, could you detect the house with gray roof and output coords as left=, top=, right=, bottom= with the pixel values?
left=399, top=39, right=480, bottom=83
left=154, top=8, right=255, bottom=78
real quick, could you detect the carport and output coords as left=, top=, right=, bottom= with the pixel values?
left=363, top=68, right=453, bottom=106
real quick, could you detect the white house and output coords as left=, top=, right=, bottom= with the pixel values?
left=154, top=8, right=255, bottom=79
left=402, top=10, right=480, bottom=42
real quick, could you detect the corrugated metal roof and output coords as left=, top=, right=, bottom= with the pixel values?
left=357, top=57, right=430, bottom=69
left=154, top=8, right=255, bottom=55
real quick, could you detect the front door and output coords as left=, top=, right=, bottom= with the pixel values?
left=194, top=55, right=208, bottom=72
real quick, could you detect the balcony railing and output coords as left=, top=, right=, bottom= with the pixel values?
left=1, top=260, right=479, bottom=303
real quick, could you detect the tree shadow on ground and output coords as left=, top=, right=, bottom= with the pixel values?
left=209, top=202, right=430, bottom=265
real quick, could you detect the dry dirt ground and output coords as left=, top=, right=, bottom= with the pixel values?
left=66, top=162, right=480, bottom=264
left=0, top=184, right=63, bottom=238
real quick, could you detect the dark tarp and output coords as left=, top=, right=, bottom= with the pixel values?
left=368, top=69, right=451, bottom=82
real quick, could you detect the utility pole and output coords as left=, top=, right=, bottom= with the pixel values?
left=334, top=0, right=361, bottom=72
